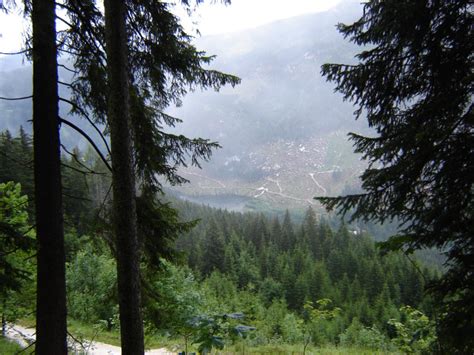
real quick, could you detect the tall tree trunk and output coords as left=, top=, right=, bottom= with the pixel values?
left=103, top=0, right=144, bottom=353
left=32, top=0, right=67, bottom=353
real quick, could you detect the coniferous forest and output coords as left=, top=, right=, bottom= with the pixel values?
left=0, top=0, right=473, bottom=354
left=0, top=129, right=445, bottom=353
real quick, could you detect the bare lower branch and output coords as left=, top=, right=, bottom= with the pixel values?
left=58, top=63, right=78, bottom=74
left=96, top=182, right=112, bottom=221
left=61, top=162, right=96, bottom=176
left=59, top=117, right=112, bottom=172
left=0, top=95, right=33, bottom=101
left=67, top=330, right=89, bottom=352
left=61, top=144, right=107, bottom=175
left=58, top=80, right=74, bottom=89
left=0, top=49, right=30, bottom=55
left=59, top=97, right=111, bottom=156
left=62, top=191, right=93, bottom=202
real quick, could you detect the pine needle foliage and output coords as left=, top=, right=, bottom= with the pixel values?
left=62, top=0, right=240, bottom=192
left=318, top=1, right=473, bottom=351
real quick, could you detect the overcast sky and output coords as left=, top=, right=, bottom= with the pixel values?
left=176, top=0, right=343, bottom=36
left=0, top=5, right=27, bottom=54
left=0, top=0, right=342, bottom=54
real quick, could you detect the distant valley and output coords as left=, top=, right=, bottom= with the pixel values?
left=167, top=3, right=368, bottom=212
left=171, top=131, right=365, bottom=212
left=0, top=2, right=368, bottom=214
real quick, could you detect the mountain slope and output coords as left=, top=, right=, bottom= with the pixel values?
left=168, top=3, right=368, bottom=211
left=0, top=2, right=367, bottom=212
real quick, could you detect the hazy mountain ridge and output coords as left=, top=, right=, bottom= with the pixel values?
left=172, top=4, right=365, bottom=144
left=0, top=57, right=109, bottom=152
left=169, top=3, right=368, bottom=211
left=0, top=2, right=368, bottom=212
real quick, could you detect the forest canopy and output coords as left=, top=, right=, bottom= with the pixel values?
left=0, top=0, right=472, bottom=353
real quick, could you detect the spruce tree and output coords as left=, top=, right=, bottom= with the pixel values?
left=16, top=127, right=34, bottom=206
left=202, top=219, right=225, bottom=276
left=319, top=1, right=473, bottom=350
left=57, top=1, right=238, bottom=351
left=303, top=207, right=322, bottom=259
left=281, top=210, right=295, bottom=250
left=63, top=0, right=239, bottom=194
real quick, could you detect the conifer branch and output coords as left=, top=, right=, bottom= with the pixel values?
left=0, top=95, right=33, bottom=101
left=54, top=1, right=106, bottom=59
left=55, top=14, right=74, bottom=30
left=58, top=80, right=74, bottom=89
left=60, top=144, right=107, bottom=175
left=60, top=161, right=98, bottom=176
left=58, top=47, right=80, bottom=56
left=59, top=97, right=111, bottom=156
left=58, top=63, right=78, bottom=74
left=61, top=191, right=93, bottom=202
left=59, top=117, right=112, bottom=172
left=0, top=49, right=30, bottom=55
left=95, top=182, right=113, bottom=222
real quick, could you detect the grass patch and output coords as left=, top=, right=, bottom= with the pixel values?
left=67, top=319, right=121, bottom=347
left=220, top=343, right=400, bottom=354
left=17, top=317, right=35, bottom=328
left=66, top=320, right=182, bottom=351
left=17, top=317, right=174, bottom=350
left=12, top=320, right=401, bottom=354
left=0, top=336, right=23, bottom=354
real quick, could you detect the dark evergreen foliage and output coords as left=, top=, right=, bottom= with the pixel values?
left=0, top=129, right=34, bottom=216
left=0, top=131, right=440, bottom=349
left=61, top=0, right=239, bottom=192
left=137, top=190, right=196, bottom=268
left=319, top=1, right=473, bottom=351
left=201, top=219, right=226, bottom=276
left=0, top=182, right=34, bottom=297
left=172, top=199, right=433, bottom=329
left=0, top=130, right=99, bottom=234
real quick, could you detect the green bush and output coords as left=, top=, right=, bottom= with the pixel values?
left=66, top=247, right=118, bottom=329
left=388, top=305, right=436, bottom=353
left=340, top=318, right=392, bottom=351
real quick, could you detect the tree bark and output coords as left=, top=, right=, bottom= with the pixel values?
left=32, top=0, right=67, bottom=353
left=103, top=0, right=144, bottom=353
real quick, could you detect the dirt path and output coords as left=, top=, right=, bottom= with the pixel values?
left=5, top=324, right=175, bottom=354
